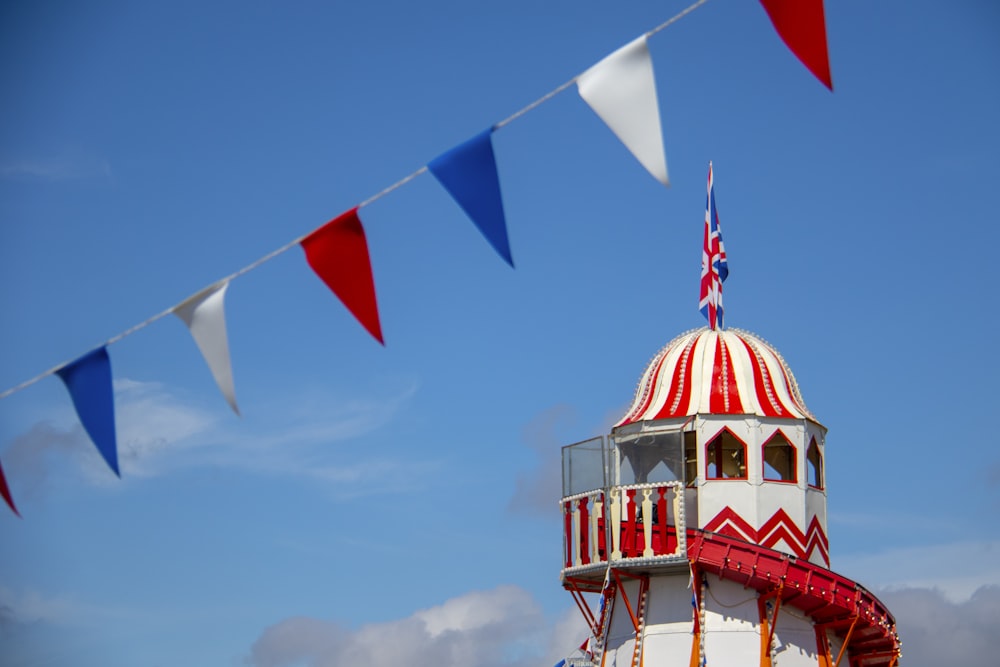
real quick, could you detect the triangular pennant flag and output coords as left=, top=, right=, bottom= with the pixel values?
left=0, top=458, right=20, bottom=517
left=301, top=207, right=385, bottom=344
left=758, top=0, right=833, bottom=90
left=55, top=347, right=119, bottom=477
left=577, top=35, right=669, bottom=187
left=428, top=129, right=514, bottom=267
left=173, top=281, right=240, bottom=415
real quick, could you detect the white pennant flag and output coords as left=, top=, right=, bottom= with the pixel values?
left=173, top=282, right=240, bottom=415
left=577, top=35, right=669, bottom=186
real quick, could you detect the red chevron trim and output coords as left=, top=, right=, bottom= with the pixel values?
left=703, top=506, right=755, bottom=538
left=704, top=506, right=829, bottom=566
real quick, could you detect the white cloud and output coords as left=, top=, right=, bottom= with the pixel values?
left=246, top=582, right=1000, bottom=667
left=0, top=586, right=82, bottom=626
left=112, top=379, right=219, bottom=477
left=2, top=377, right=431, bottom=498
left=2, top=421, right=107, bottom=499
left=507, top=402, right=633, bottom=517
left=835, top=540, right=1000, bottom=602
left=0, top=586, right=132, bottom=629
left=247, top=586, right=588, bottom=667
left=878, top=585, right=1000, bottom=667
left=414, top=586, right=536, bottom=639
left=508, top=404, right=577, bottom=515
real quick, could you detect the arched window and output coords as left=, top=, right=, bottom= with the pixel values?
left=806, top=437, right=823, bottom=489
left=762, top=431, right=796, bottom=483
left=705, top=428, right=747, bottom=480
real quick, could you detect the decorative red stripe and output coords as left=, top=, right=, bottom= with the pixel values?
left=619, top=329, right=815, bottom=423
left=622, top=352, right=664, bottom=425
left=709, top=337, right=727, bottom=413
left=721, top=337, right=744, bottom=413
left=654, top=334, right=697, bottom=419
left=709, top=336, right=744, bottom=414
left=773, top=358, right=810, bottom=418
left=751, top=341, right=803, bottom=417
left=737, top=338, right=785, bottom=417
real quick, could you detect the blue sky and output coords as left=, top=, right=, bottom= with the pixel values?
left=1, top=1, right=998, bottom=665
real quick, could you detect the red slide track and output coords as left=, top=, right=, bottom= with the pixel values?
left=689, top=530, right=901, bottom=666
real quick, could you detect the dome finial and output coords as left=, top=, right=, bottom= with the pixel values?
left=699, top=161, right=728, bottom=330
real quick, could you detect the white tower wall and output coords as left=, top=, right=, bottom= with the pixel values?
left=695, top=416, right=829, bottom=567
left=601, top=575, right=844, bottom=667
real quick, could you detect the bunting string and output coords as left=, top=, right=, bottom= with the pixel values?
left=0, top=0, right=717, bottom=403
left=494, top=0, right=712, bottom=130
left=0, top=0, right=836, bottom=515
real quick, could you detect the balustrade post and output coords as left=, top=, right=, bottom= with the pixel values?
left=674, top=485, right=686, bottom=555
left=610, top=488, right=622, bottom=561
left=642, top=488, right=654, bottom=557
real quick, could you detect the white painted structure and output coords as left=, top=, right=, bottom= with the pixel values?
left=559, top=328, right=899, bottom=667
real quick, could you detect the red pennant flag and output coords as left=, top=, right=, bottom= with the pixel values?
left=301, top=207, right=384, bottom=345
left=758, top=0, right=833, bottom=90
left=0, top=458, right=20, bottom=517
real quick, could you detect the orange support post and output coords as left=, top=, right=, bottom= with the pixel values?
left=567, top=579, right=599, bottom=636
left=832, top=615, right=859, bottom=667
left=757, top=584, right=784, bottom=667
left=814, top=624, right=832, bottom=667
left=610, top=568, right=647, bottom=634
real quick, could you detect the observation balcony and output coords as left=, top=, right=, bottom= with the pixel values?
left=560, top=429, right=692, bottom=583
left=561, top=481, right=688, bottom=581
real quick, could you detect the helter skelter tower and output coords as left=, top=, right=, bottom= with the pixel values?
left=557, top=167, right=901, bottom=667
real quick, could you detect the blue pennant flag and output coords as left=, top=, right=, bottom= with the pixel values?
left=56, top=347, right=120, bottom=477
left=428, top=128, right=514, bottom=267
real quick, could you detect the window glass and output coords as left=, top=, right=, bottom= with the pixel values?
left=614, top=430, right=685, bottom=486
left=705, top=429, right=747, bottom=480
left=562, top=436, right=606, bottom=497
left=763, top=432, right=796, bottom=482
left=806, top=437, right=824, bottom=489
left=684, top=431, right=698, bottom=486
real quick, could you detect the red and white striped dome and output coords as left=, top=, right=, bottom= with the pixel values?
left=617, top=327, right=817, bottom=425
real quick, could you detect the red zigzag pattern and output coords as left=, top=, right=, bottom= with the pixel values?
left=703, top=507, right=829, bottom=566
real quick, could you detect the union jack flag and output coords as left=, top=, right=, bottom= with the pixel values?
left=699, top=162, right=728, bottom=330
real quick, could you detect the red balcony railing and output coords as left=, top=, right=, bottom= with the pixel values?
left=562, top=482, right=687, bottom=575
